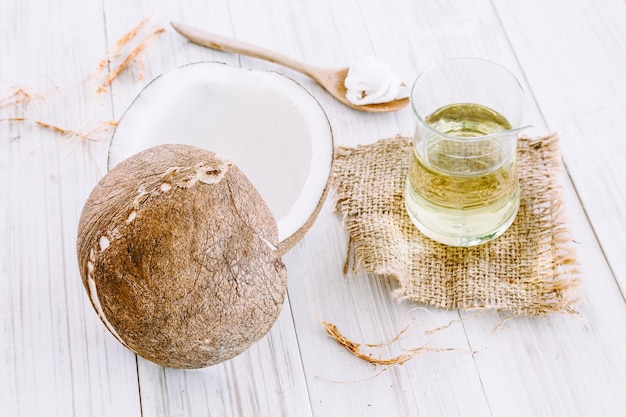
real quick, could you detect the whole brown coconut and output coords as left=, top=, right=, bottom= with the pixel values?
left=76, top=144, right=287, bottom=369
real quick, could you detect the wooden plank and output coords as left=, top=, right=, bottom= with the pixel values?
left=0, top=1, right=142, bottom=416
left=453, top=0, right=626, bottom=414
left=493, top=0, right=626, bottom=288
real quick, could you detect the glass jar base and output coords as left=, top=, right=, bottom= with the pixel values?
left=404, top=186, right=520, bottom=247
left=405, top=207, right=518, bottom=247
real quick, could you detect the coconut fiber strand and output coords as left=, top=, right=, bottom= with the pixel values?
left=332, top=134, right=581, bottom=316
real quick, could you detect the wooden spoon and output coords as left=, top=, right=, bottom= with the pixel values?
left=171, top=21, right=410, bottom=113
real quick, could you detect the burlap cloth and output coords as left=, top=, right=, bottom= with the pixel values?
left=332, top=134, right=581, bottom=316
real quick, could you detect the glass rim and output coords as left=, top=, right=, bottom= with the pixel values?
left=411, top=57, right=529, bottom=142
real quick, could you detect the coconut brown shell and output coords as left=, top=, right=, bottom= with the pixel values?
left=76, top=144, right=287, bottom=369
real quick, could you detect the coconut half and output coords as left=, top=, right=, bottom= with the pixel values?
left=109, top=62, right=334, bottom=255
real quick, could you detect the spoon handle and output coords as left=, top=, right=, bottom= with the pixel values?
left=171, top=22, right=318, bottom=79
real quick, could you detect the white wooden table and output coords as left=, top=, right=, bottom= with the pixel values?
left=2, top=0, right=626, bottom=416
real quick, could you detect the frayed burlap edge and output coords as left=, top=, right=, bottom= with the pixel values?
left=332, top=133, right=581, bottom=317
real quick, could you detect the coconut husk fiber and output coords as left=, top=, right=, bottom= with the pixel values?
left=332, top=134, right=581, bottom=316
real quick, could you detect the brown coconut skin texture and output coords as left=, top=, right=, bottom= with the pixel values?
left=76, top=144, right=287, bottom=369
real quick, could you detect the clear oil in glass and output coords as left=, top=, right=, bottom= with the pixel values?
left=405, top=103, right=520, bottom=246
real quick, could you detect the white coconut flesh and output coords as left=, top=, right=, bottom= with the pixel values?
left=109, top=62, right=334, bottom=254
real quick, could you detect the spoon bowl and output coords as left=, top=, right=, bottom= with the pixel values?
left=171, top=21, right=410, bottom=113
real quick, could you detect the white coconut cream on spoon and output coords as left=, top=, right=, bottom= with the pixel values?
left=344, top=55, right=410, bottom=105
